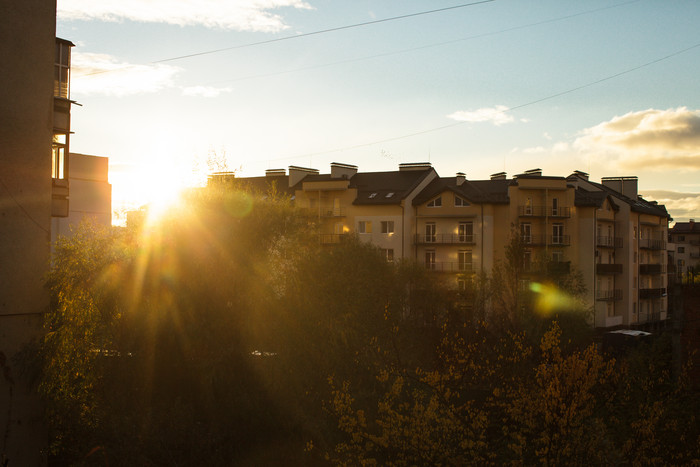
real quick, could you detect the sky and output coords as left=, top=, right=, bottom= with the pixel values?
left=56, top=0, right=700, bottom=224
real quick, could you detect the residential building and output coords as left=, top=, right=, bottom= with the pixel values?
left=668, top=220, right=700, bottom=276
left=0, top=1, right=75, bottom=462
left=221, top=163, right=670, bottom=330
left=51, top=153, right=112, bottom=243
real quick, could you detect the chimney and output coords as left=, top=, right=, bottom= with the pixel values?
left=330, top=162, right=358, bottom=179
left=456, top=172, right=466, bottom=186
left=490, top=172, right=507, bottom=180
left=524, top=168, right=542, bottom=177
left=572, top=170, right=589, bottom=181
left=691, top=219, right=696, bottom=229
left=265, top=168, right=286, bottom=177
left=602, top=176, right=638, bottom=199
left=288, top=165, right=318, bottom=187
left=399, top=162, right=432, bottom=171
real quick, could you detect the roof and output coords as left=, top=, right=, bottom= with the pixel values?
left=670, top=221, right=700, bottom=234
left=207, top=173, right=296, bottom=198
left=348, top=169, right=435, bottom=205
left=574, top=187, right=619, bottom=210
left=412, top=177, right=509, bottom=206
left=584, top=180, right=669, bottom=218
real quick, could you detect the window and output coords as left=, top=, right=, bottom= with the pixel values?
left=385, top=192, right=394, bottom=198
left=607, top=302, right=615, bottom=318
left=381, top=249, right=394, bottom=262
left=52, top=133, right=67, bottom=179
left=425, top=222, right=436, bottom=242
left=54, top=41, right=71, bottom=99
left=520, top=223, right=532, bottom=244
left=455, top=196, right=468, bottom=207
left=524, top=197, right=532, bottom=215
left=334, top=223, right=344, bottom=235
left=678, top=246, right=685, bottom=253
left=358, top=221, right=372, bottom=233
left=368, top=193, right=377, bottom=199
left=425, top=250, right=436, bottom=270
left=381, top=221, right=394, bottom=234
left=458, top=221, right=473, bottom=242
left=552, top=197, right=559, bottom=216
left=458, top=250, right=472, bottom=272
left=552, top=223, right=564, bottom=244
left=427, top=196, right=442, bottom=207
left=457, top=279, right=467, bottom=291
left=678, top=235, right=685, bottom=242
left=552, top=250, right=563, bottom=263
left=523, top=250, right=532, bottom=271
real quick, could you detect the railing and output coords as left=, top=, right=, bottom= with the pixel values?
left=520, top=235, right=570, bottom=246
left=596, top=263, right=623, bottom=274
left=639, top=287, right=666, bottom=299
left=319, top=234, right=348, bottom=244
left=416, top=234, right=476, bottom=245
left=320, top=207, right=346, bottom=218
left=523, top=261, right=571, bottom=275
left=639, top=264, right=665, bottom=275
left=425, top=262, right=474, bottom=273
left=639, top=238, right=666, bottom=250
left=596, top=236, right=623, bottom=248
left=518, top=206, right=571, bottom=218
left=596, top=289, right=622, bottom=301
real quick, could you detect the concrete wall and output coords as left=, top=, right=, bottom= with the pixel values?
left=0, top=0, right=56, bottom=463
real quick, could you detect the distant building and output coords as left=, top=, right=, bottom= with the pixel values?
left=213, top=163, right=671, bottom=330
left=51, top=153, right=112, bottom=243
left=668, top=219, right=700, bottom=276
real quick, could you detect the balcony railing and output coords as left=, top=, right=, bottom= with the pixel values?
left=319, top=207, right=346, bottom=218
left=425, top=262, right=474, bottom=273
left=319, top=234, right=348, bottom=244
left=416, top=234, right=476, bottom=245
left=596, top=263, right=623, bottom=275
left=518, top=206, right=571, bottom=218
left=596, top=289, right=622, bottom=301
left=639, top=287, right=666, bottom=299
left=639, top=264, right=665, bottom=275
left=520, top=235, right=570, bottom=246
left=596, top=236, right=623, bottom=248
left=639, top=238, right=666, bottom=250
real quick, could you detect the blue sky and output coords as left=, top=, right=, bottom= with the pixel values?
left=57, top=0, right=700, bottom=223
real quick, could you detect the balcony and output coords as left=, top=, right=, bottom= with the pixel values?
left=596, top=289, right=622, bottom=301
left=523, top=261, right=571, bottom=275
left=425, top=262, right=474, bottom=273
left=639, top=238, right=666, bottom=250
left=596, top=236, right=623, bottom=248
left=596, top=263, right=623, bottom=275
left=518, top=206, right=571, bottom=218
left=319, top=234, right=348, bottom=244
left=637, top=310, right=668, bottom=324
left=415, top=233, right=476, bottom=245
left=319, top=207, right=346, bottom=218
left=639, top=264, right=665, bottom=275
left=520, top=235, right=570, bottom=246
left=639, top=288, right=666, bottom=299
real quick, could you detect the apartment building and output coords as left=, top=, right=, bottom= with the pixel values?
left=220, top=163, right=670, bottom=330
left=0, top=1, right=75, bottom=462
left=669, top=220, right=700, bottom=275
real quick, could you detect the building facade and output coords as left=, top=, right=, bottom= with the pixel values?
left=669, top=220, right=700, bottom=277
left=220, top=163, right=671, bottom=330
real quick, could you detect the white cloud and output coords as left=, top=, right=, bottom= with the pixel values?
left=181, top=85, right=232, bottom=98
left=644, top=190, right=700, bottom=222
left=522, top=146, right=546, bottom=154
left=447, top=105, right=514, bottom=126
left=58, top=0, right=313, bottom=32
left=71, top=52, right=180, bottom=96
left=573, top=107, right=700, bottom=170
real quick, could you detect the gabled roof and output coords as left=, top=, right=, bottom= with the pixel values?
left=588, top=180, right=669, bottom=218
left=670, top=221, right=700, bottom=234
left=574, top=187, right=619, bottom=210
left=412, top=177, right=505, bottom=205
left=347, top=169, right=435, bottom=205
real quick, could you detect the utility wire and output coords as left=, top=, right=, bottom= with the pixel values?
left=268, top=40, right=700, bottom=162
left=197, top=0, right=641, bottom=86
left=74, top=0, right=494, bottom=77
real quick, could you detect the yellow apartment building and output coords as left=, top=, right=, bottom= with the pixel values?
left=214, top=163, right=670, bottom=330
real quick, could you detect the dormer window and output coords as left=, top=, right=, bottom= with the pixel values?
left=427, top=196, right=442, bottom=207
left=368, top=192, right=377, bottom=199
left=455, top=196, right=468, bottom=207
left=385, top=192, right=394, bottom=198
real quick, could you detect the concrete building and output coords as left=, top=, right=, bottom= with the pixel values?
left=0, top=0, right=74, bottom=463
left=51, top=153, right=112, bottom=244
left=218, top=163, right=671, bottom=330
left=668, top=220, right=700, bottom=276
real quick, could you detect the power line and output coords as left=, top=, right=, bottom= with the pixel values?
left=196, top=0, right=641, bottom=86
left=74, top=1, right=494, bottom=77
left=268, top=40, right=700, bottom=162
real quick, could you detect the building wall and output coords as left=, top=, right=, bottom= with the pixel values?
left=0, top=0, right=56, bottom=463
